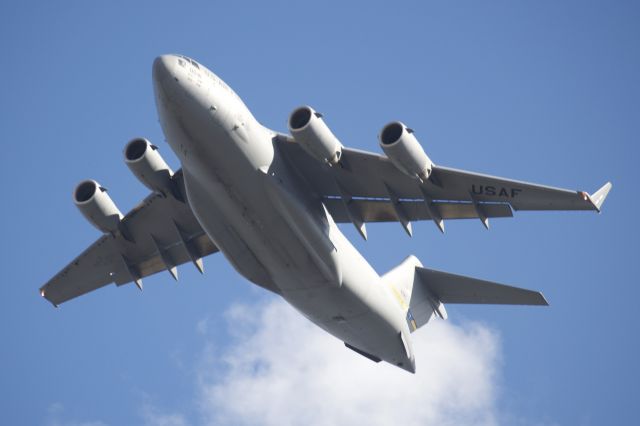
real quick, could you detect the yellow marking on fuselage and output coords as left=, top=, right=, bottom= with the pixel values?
left=389, top=285, right=409, bottom=312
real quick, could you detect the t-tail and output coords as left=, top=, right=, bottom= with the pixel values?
left=381, top=255, right=548, bottom=335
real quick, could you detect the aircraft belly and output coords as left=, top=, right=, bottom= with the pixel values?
left=161, top=84, right=411, bottom=367
left=282, top=282, right=409, bottom=365
left=181, top=167, right=275, bottom=291
left=180, top=145, right=334, bottom=292
left=281, top=226, right=412, bottom=365
left=158, top=93, right=335, bottom=292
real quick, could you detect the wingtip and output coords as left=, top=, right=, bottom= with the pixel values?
left=538, top=292, right=550, bottom=306
left=590, top=181, right=612, bottom=212
left=39, top=287, right=58, bottom=307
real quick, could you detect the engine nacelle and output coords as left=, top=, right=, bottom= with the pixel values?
left=124, top=138, right=174, bottom=196
left=73, top=179, right=123, bottom=234
left=379, top=121, right=433, bottom=181
left=288, top=106, right=342, bottom=165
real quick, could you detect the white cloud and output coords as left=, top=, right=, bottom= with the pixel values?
left=140, top=402, right=189, bottom=426
left=195, top=299, right=502, bottom=426
left=196, top=316, right=210, bottom=336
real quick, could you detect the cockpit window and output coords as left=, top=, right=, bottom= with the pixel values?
left=177, top=55, right=201, bottom=70
left=178, top=55, right=200, bottom=69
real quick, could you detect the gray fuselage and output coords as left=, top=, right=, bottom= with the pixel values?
left=152, top=54, right=415, bottom=372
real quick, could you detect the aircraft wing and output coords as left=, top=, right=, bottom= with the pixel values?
left=40, top=170, right=218, bottom=307
left=276, top=135, right=611, bottom=235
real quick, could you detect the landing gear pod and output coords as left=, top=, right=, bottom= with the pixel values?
left=379, top=122, right=433, bottom=182
left=124, top=138, right=175, bottom=197
left=73, top=180, right=123, bottom=234
left=289, top=106, right=342, bottom=165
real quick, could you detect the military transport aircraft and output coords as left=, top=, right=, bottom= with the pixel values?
left=40, top=55, right=611, bottom=373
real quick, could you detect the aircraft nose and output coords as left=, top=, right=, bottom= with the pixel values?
left=152, top=55, right=174, bottom=84
left=153, top=55, right=184, bottom=107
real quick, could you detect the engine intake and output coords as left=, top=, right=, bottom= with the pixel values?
left=289, top=106, right=342, bottom=165
left=379, top=121, right=433, bottom=181
left=124, top=138, right=175, bottom=196
left=73, top=179, right=123, bottom=234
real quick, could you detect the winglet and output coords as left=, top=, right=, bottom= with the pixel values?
left=582, top=182, right=612, bottom=213
left=538, top=292, right=550, bottom=307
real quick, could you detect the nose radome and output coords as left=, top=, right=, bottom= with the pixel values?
left=152, top=55, right=174, bottom=83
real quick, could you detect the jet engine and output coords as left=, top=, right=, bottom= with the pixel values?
left=379, top=121, right=433, bottom=182
left=73, top=179, right=123, bottom=234
left=288, top=106, right=342, bottom=165
left=124, top=138, right=175, bottom=196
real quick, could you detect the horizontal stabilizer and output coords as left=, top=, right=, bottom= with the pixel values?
left=415, top=268, right=548, bottom=306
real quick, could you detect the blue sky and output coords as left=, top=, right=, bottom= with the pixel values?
left=0, top=1, right=637, bottom=424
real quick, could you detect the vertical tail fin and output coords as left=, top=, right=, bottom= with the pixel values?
left=381, top=255, right=448, bottom=332
left=381, top=255, right=422, bottom=310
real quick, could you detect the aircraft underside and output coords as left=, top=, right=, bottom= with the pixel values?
left=39, top=54, right=611, bottom=374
